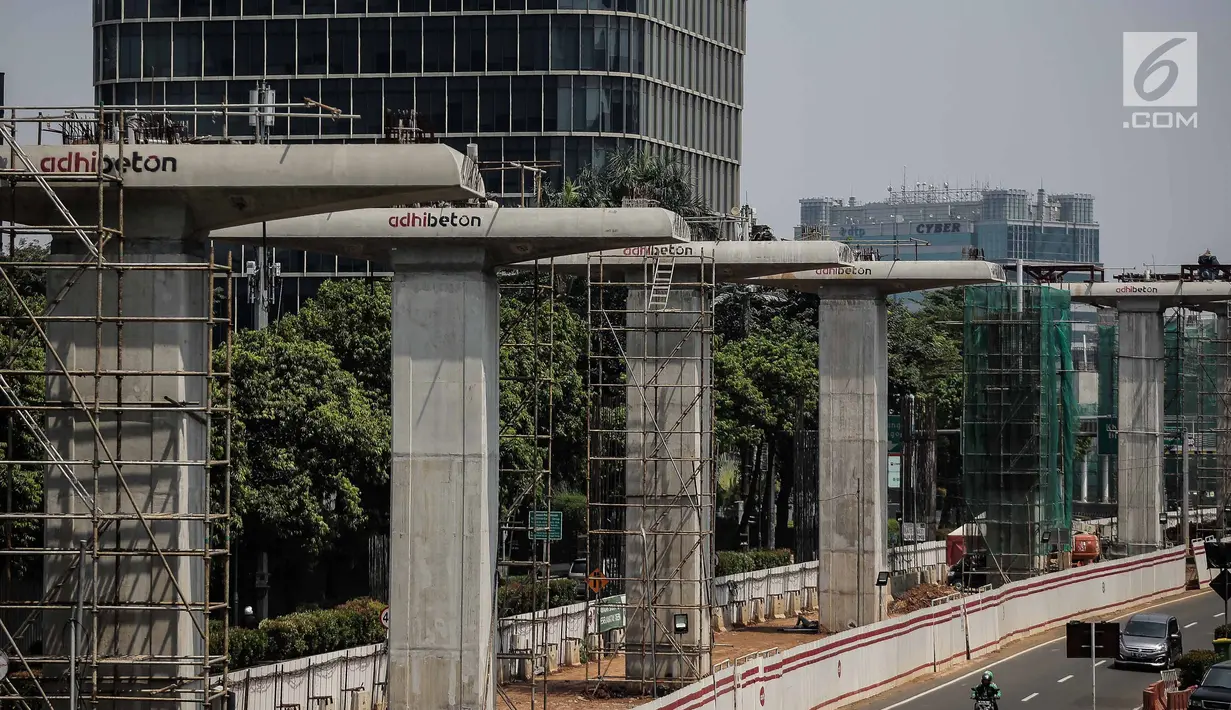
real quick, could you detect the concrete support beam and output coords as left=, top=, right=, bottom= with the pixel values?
left=387, top=247, right=498, bottom=710
left=622, top=272, right=712, bottom=682
left=816, top=286, right=887, bottom=630
left=1116, top=302, right=1165, bottom=554
left=44, top=202, right=208, bottom=709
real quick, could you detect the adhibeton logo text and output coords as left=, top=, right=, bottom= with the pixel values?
left=1122, top=32, right=1197, bottom=129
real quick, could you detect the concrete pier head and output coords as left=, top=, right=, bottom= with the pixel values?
left=217, top=206, right=691, bottom=709
left=1058, top=281, right=1231, bottom=554
left=743, top=261, right=1005, bottom=628
left=540, top=241, right=853, bottom=680
left=6, top=142, right=484, bottom=708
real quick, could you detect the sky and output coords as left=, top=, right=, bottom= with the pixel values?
left=1, top=0, right=1228, bottom=269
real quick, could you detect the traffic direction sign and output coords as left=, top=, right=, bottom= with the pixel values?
left=1211, top=570, right=1231, bottom=601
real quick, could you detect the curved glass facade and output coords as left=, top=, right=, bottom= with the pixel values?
left=93, top=0, right=744, bottom=210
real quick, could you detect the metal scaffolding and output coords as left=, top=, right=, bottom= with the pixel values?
left=962, top=285, right=1077, bottom=583
left=494, top=260, right=557, bottom=710
left=1198, top=304, right=1231, bottom=531
left=0, top=107, right=232, bottom=707
left=584, top=251, right=715, bottom=694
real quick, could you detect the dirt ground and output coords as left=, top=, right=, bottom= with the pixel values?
left=498, top=615, right=830, bottom=709
left=887, top=582, right=960, bottom=616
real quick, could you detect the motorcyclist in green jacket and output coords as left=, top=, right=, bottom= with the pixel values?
left=971, top=671, right=1002, bottom=709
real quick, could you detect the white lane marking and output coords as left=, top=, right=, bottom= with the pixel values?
left=1022, top=693, right=1039, bottom=702
left=1095, top=660, right=1107, bottom=667
left=1186, top=621, right=1198, bottom=628
left=875, top=590, right=1215, bottom=710
left=1058, top=675, right=1074, bottom=683
left=1217, top=612, right=1225, bottom=618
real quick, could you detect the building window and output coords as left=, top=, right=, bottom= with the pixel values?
left=352, top=78, right=383, bottom=135
left=123, top=0, right=148, bottom=19
left=266, top=20, right=296, bottom=75
left=143, top=22, right=173, bottom=78
left=244, top=0, right=273, bottom=15
left=479, top=76, right=510, bottom=133
left=299, top=18, right=328, bottom=74
left=212, top=0, right=241, bottom=15
left=305, top=0, right=333, bottom=12
left=391, top=16, right=421, bottom=73
left=519, top=14, right=548, bottom=71
left=100, top=24, right=120, bottom=82
left=360, top=17, right=390, bottom=73
left=203, top=21, right=234, bottom=75
left=275, top=0, right=303, bottom=13
left=545, top=75, right=570, bottom=132
left=551, top=14, right=579, bottom=70
left=447, top=76, right=478, bottom=134
left=510, top=75, right=542, bottom=133
left=234, top=20, right=264, bottom=76
left=487, top=15, right=517, bottom=72
left=416, top=77, right=446, bottom=134
left=119, top=23, right=142, bottom=79
left=173, top=22, right=203, bottom=77
left=149, top=0, right=179, bottom=17
left=422, top=16, right=453, bottom=73
left=454, top=16, right=485, bottom=73
left=326, top=17, right=357, bottom=74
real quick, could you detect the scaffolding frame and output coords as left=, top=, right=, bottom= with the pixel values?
left=494, top=259, right=557, bottom=710
left=962, top=285, right=1077, bottom=583
left=0, top=107, right=232, bottom=707
left=1198, top=303, right=1231, bottom=532
left=584, top=252, right=716, bottom=696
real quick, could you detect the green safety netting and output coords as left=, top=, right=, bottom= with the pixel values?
left=962, top=285, right=1076, bottom=577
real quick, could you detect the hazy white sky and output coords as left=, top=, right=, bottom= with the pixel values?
left=1, top=0, right=1228, bottom=268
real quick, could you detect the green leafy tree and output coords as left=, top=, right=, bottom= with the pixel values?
left=0, top=240, right=50, bottom=581
left=223, top=326, right=390, bottom=559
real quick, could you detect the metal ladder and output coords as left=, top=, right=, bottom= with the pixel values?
left=648, top=257, right=675, bottom=310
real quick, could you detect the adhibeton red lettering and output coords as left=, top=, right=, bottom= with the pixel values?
left=40, top=151, right=178, bottom=175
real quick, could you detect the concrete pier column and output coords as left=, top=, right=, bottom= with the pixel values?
left=1101, top=454, right=1111, bottom=504
left=622, top=268, right=713, bottom=682
left=44, top=202, right=208, bottom=709
left=1080, top=449, right=1091, bottom=502
left=816, top=286, right=888, bottom=629
left=1116, top=301, right=1165, bottom=553
left=388, top=247, right=498, bottom=710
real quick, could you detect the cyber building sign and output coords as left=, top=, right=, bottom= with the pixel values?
left=914, top=222, right=965, bottom=235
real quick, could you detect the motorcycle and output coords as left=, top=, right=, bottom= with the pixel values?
left=973, top=700, right=996, bottom=710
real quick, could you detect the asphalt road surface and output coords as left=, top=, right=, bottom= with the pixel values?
left=850, top=589, right=1227, bottom=710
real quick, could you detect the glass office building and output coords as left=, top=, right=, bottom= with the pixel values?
left=92, top=0, right=744, bottom=209
left=93, top=0, right=745, bottom=328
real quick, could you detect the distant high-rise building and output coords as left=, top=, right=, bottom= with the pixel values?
left=94, top=0, right=746, bottom=328
left=798, top=185, right=1100, bottom=267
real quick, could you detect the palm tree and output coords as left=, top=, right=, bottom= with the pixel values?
left=541, top=147, right=719, bottom=239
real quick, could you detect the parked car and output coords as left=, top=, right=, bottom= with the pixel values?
left=1187, top=659, right=1231, bottom=707
left=1114, top=612, right=1183, bottom=669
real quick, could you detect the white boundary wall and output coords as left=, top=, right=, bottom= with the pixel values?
left=220, top=534, right=1198, bottom=709
left=636, top=542, right=1210, bottom=710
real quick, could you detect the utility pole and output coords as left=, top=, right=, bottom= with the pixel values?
left=248, top=82, right=278, bottom=332
left=903, top=394, right=917, bottom=556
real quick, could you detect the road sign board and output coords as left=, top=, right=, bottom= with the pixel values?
left=1212, top=570, right=1231, bottom=601
left=1065, top=620, right=1119, bottom=658
left=597, top=595, right=625, bottom=633
left=587, top=569, right=609, bottom=595
left=379, top=606, right=390, bottom=630
left=888, top=454, right=902, bottom=488
left=888, top=415, right=903, bottom=454
left=529, top=511, right=563, bottom=541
